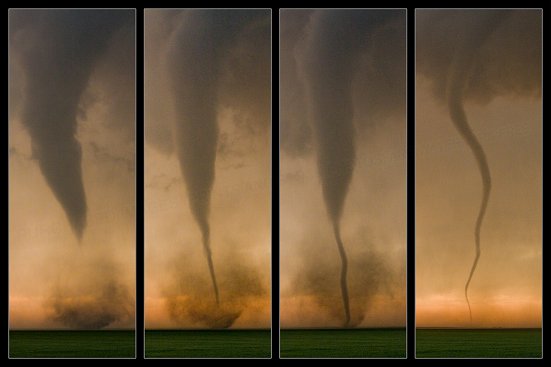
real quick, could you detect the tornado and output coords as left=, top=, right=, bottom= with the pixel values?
left=300, top=11, right=367, bottom=327
left=445, top=12, right=505, bottom=322
left=9, top=10, right=130, bottom=240
left=300, top=10, right=397, bottom=327
left=447, top=76, right=491, bottom=323
left=163, top=9, right=268, bottom=309
left=165, top=12, right=223, bottom=305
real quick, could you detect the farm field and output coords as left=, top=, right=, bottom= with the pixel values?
left=280, top=328, right=406, bottom=358
left=416, top=328, right=542, bottom=358
left=145, top=329, right=271, bottom=358
left=9, top=330, right=135, bottom=358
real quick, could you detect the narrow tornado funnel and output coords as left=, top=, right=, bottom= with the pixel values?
left=445, top=11, right=505, bottom=322
left=301, top=10, right=360, bottom=327
left=295, top=9, right=401, bottom=328
left=165, top=12, right=222, bottom=305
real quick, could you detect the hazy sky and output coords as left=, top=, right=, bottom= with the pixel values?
left=416, top=9, right=542, bottom=328
left=280, top=9, right=406, bottom=328
left=9, top=9, right=135, bottom=330
left=144, top=9, right=271, bottom=329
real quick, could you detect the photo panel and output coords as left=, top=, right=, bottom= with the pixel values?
left=8, top=9, right=136, bottom=358
left=415, top=9, right=542, bottom=358
left=279, top=8, right=407, bottom=358
left=144, top=9, right=272, bottom=358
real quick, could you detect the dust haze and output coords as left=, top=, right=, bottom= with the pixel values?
left=48, top=262, right=133, bottom=329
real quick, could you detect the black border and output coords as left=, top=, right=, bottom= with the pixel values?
left=136, top=7, right=144, bottom=358
left=406, top=7, right=415, bottom=361
left=5, top=5, right=546, bottom=362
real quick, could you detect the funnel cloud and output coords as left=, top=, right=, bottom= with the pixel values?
left=446, top=12, right=504, bottom=323
left=9, top=9, right=132, bottom=240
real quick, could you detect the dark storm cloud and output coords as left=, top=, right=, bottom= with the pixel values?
left=145, top=10, right=270, bottom=155
left=280, top=9, right=406, bottom=158
left=416, top=10, right=541, bottom=104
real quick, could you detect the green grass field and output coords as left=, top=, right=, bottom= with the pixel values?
left=416, top=328, right=542, bottom=358
left=280, top=328, right=406, bottom=358
left=9, top=330, right=135, bottom=358
left=145, top=329, right=271, bottom=358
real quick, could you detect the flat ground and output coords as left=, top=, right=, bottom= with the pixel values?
left=416, top=328, right=542, bottom=358
left=280, top=328, right=406, bottom=358
left=9, top=330, right=135, bottom=358
left=145, top=329, right=271, bottom=358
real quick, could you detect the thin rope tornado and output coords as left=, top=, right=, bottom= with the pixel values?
left=448, top=77, right=491, bottom=323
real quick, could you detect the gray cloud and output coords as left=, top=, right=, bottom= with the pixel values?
left=280, top=10, right=406, bottom=158
left=416, top=10, right=541, bottom=104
